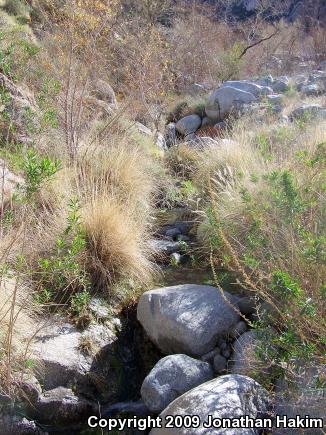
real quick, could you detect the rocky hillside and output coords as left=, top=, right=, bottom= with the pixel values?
left=0, top=1, right=325, bottom=434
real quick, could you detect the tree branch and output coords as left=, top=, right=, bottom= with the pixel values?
left=238, top=28, right=280, bottom=59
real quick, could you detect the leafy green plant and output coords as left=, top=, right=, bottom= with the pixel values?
left=0, top=29, right=39, bottom=80
left=34, top=198, right=90, bottom=315
left=20, top=149, right=61, bottom=198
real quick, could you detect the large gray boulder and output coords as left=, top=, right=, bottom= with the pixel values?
left=221, top=81, right=272, bottom=97
left=176, top=115, right=202, bottom=136
left=205, top=86, right=256, bottom=121
left=141, top=354, right=214, bottom=413
left=32, top=387, right=96, bottom=426
left=150, top=374, right=272, bottom=435
left=137, top=284, right=239, bottom=356
left=31, top=318, right=116, bottom=389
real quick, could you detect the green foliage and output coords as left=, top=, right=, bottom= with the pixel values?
left=0, top=29, right=38, bottom=80
left=34, top=198, right=90, bottom=312
left=37, top=78, right=61, bottom=130
left=268, top=169, right=305, bottom=222
left=205, top=130, right=326, bottom=377
left=21, top=149, right=61, bottom=197
left=271, top=271, right=303, bottom=301
left=70, top=290, right=91, bottom=318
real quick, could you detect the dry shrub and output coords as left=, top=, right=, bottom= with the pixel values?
left=168, top=8, right=238, bottom=88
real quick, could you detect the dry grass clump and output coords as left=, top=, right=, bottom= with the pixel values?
left=83, top=194, right=155, bottom=291
left=75, top=140, right=159, bottom=292
left=78, top=141, right=158, bottom=214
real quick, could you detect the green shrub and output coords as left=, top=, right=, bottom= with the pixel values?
left=20, top=149, right=61, bottom=198
left=34, top=198, right=90, bottom=316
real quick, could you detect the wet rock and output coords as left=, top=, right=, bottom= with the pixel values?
left=149, top=239, right=181, bottom=255
left=137, top=284, right=239, bottom=356
left=200, top=347, right=220, bottom=364
left=150, top=375, right=272, bottom=435
left=141, top=354, right=214, bottom=413
left=33, top=387, right=96, bottom=426
left=102, top=400, right=150, bottom=417
left=164, top=227, right=181, bottom=240
left=213, top=354, right=227, bottom=373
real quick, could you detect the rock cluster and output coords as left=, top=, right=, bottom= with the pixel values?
left=164, top=70, right=326, bottom=148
